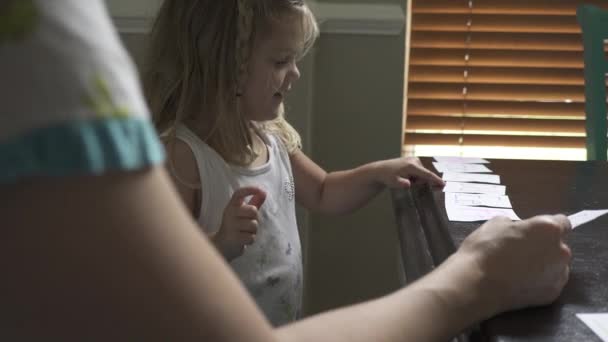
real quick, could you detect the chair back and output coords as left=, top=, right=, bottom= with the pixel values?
left=392, top=186, right=434, bottom=283
left=391, top=183, right=455, bottom=284
left=577, top=4, right=608, bottom=161
left=391, top=184, right=474, bottom=342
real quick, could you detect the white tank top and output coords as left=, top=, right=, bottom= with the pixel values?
left=175, top=124, right=302, bottom=326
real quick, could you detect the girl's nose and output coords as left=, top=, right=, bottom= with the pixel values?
left=291, top=63, right=301, bottom=81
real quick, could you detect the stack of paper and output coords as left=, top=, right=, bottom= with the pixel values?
left=443, top=182, right=506, bottom=195
left=442, top=172, right=500, bottom=184
left=445, top=193, right=512, bottom=208
left=433, top=156, right=520, bottom=222
left=577, top=313, right=608, bottom=341
left=433, top=162, right=492, bottom=174
left=432, top=156, right=608, bottom=225
left=569, top=210, right=608, bottom=229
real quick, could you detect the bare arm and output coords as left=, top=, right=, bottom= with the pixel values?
left=163, top=139, right=201, bottom=216
left=278, top=251, right=491, bottom=342
left=0, top=169, right=571, bottom=341
left=1, top=167, right=273, bottom=341
left=291, top=150, right=444, bottom=215
left=0, top=169, right=569, bottom=342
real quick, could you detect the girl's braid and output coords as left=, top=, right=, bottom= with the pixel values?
left=236, top=0, right=253, bottom=95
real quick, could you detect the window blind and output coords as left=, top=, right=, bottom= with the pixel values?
left=403, top=0, right=608, bottom=157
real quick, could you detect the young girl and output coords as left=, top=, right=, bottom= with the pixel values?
left=144, top=0, right=444, bottom=326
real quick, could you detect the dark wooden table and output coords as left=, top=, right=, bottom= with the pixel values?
left=425, top=158, right=608, bottom=342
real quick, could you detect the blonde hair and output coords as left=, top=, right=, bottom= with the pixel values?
left=144, top=0, right=319, bottom=166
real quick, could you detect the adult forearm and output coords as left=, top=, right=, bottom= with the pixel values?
left=276, top=252, right=491, bottom=342
left=317, top=162, right=384, bottom=215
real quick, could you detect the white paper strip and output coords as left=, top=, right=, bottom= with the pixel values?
left=443, top=181, right=506, bottom=195
left=442, top=172, right=501, bottom=184
left=577, top=313, right=608, bottom=342
left=434, top=156, right=490, bottom=164
left=568, top=210, right=608, bottom=229
left=433, top=162, right=492, bottom=173
left=445, top=192, right=512, bottom=208
left=446, top=205, right=521, bottom=222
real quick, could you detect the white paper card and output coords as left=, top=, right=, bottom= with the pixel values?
left=442, top=172, right=501, bottom=184
left=568, top=210, right=608, bottom=229
left=433, top=162, right=492, bottom=173
left=443, top=181, right=506, bottom=195
left=446, top=205, right=521, bottom=222
left=577, top=313, right=608, bottom=342
left=445, top=192, right=512, bottom=208
left=434, top=156, right=490, bottom=164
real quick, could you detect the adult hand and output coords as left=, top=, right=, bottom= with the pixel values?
left=459, top=215, right=572, bottom=315
left=212, top=186, right=266, bottom=261
left=373, top=157, right=444, bottom=189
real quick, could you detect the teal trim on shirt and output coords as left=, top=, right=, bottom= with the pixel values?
left=0, top=117, right=165, bottom=184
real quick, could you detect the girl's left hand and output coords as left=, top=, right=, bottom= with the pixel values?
left=373, top=157, right=444, bottom=189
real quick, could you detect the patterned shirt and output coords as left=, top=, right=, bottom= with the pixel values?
left=0, top=0, right=164, bottom=183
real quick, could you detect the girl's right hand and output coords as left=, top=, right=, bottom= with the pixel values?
left=212, top=187, right=267, bottom=261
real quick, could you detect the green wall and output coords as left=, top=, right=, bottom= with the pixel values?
left=304, top=31, right=406, bottom=315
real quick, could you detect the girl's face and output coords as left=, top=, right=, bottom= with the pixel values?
left=241, top=16, right=302, bottom=122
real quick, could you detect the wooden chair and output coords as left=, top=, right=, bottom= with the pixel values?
left=577, top=4, right=608, bottom=161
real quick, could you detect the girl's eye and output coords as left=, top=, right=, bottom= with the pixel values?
left=275, top=56, right=294, bottom=67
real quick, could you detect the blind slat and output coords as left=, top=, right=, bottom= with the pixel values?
left=406, top=99, right=584, bottom=119
left=410, top=49, right=583, bottom=68
left=405, top=134, right=585, bottom=148
left=408, top=83, right=585, bottom=102
left=412, top=14, right=579, bottom=33
left=412, top=0, right=607, bottom=15
left=409, top=66, right=584, bottom=85
left=405, top=116, right=585, bottom=134
left=411, top=32, right=582, bottom=51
